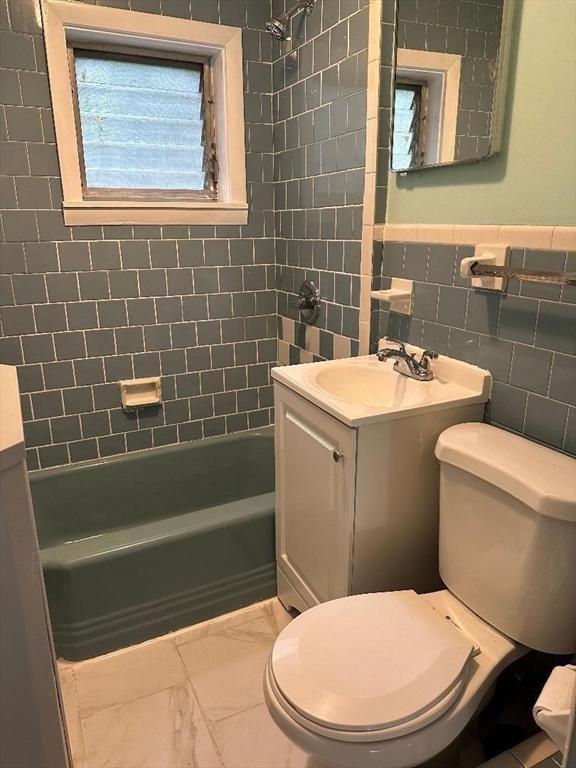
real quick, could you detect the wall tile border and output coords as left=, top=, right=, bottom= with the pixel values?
left=358, top=0, right=384, bottom=355
left=374, top=224, right=576, bottom=251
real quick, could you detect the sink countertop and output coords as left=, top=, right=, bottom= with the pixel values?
left=271, top=350, right=492, bottom=428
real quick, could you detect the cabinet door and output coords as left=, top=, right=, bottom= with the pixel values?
left=275, top=383, right=357, bottom=607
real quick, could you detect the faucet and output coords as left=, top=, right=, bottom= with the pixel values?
left=376, top=338, right=438, bottom=381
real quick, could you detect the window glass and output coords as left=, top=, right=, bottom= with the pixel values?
left=74, top=51, right=209, bottom=192
left=392, top=84, right=422, bottom=171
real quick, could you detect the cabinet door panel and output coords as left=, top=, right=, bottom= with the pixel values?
left=275, top=384, right=356, bottom=606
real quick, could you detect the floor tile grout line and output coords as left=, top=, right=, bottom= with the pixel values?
left=186, top=673, right=227, bottom=768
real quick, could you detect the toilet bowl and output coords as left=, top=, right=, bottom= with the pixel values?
left=265, top=424, right=576, bottom=768
left=264, top=590, right=526, bottom=768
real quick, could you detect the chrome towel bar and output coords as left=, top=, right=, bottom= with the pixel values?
left=470, top=262, right=576, bottom=286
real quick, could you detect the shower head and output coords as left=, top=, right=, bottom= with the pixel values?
left=266, top=16, right=289, bottom=41
left=266, top=0, right=317, bottom=42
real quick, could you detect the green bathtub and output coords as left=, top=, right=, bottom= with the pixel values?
left=30, top=429, right=276, bottom=660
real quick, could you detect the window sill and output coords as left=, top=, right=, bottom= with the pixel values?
left=62, top=200, right=249, bottom=226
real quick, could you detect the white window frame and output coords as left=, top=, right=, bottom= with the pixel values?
left=396, top=48, right=461, bottom=166
left=41, top=0, right=248, bottom=226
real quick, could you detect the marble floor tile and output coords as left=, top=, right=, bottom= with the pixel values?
left=210, top=703, right=308, bottom=768
left=178, top=616, right=277, bottom=723
left=74, top=639, right=187, bottom=718
left=510, top=733, right=558, bottom=767
left=478, top=753, right=523, bottom=768
left=58, top=665, right=86, bottom=768
left=81, top=682, right=222, bottom=768
left=262, top=597, right=294, bottom=635
left=169, top=600, right=272, bottom=647
left=60, top=601, right=297, bottom=768
left=531, top=757, right=563, bottom=768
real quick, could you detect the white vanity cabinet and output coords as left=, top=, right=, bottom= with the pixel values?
left=274, top=384, right=357, bottom=609
left=272, top=353, right=491, bottom=614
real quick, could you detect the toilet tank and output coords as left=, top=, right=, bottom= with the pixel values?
left=435, top=424, right=576, bottom=655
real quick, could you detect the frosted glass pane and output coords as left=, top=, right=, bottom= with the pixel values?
left=74, top=52, right=207, bottom=190
left=392, top=86, right=419, bottom=171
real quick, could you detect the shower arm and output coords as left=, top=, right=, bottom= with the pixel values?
left=284, top=0, right=316, bottom=22
left=266, top=0, right=317, bottom=41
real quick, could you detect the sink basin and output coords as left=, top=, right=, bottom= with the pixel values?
left=313, top=362, right=438, bottom=408
left=272, top=348, right=491, bottom=426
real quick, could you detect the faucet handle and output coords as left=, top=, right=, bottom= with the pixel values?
left=381, top=337, right=406, bottom=352
left=419, top=349, right=439, bottom=369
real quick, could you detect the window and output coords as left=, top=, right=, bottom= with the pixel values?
left=392, top=81, right=426, bottom=171
left=71, top=47, right=217, bottom=199
left=43, top=0, right=247, bottom=225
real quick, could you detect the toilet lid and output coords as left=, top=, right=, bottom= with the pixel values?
left=271, top=591, right=474, bottom=734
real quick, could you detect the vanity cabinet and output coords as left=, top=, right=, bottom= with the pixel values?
left=274, top=380, right=485, bottom=614
left=275, top=384, right=356, bottom=607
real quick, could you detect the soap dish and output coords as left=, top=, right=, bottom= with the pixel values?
left=119, top=377, right=162, bottom=410
left=370, top=277, right=413, bottom=315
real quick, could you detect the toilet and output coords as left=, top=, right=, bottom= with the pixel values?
left=264, top=424, right=576, bottom=768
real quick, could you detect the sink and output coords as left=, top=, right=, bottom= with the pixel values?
left=272, top=347, right=491, bottom=426
left=313, top=361, right=437, bottom=408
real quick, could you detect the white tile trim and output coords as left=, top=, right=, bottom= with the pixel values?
left=552, top=227, right=576, bottom=251
left=358, top=1, right=382, bottom=356
left=277, top=340, right=290, bottom=366
left=375, top=224, right=576, bottom=250
left=281, top=317, right=294, bottom=345
left=63, top=201, right=249, bottom=226
left=333, top=334, right=351, bottom=359
left=305, top=326, right=320, bottom=356
left=368, top=0, right=382, bottom=64
left=366, top=59, right=380, bottom=120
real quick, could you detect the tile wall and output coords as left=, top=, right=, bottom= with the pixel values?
left=0, top=0, right=276, bottom=470
left=0, top=0, right=380, bottom=469
left=2, top=0, right=573, bottom=469
left=272, top=0, right=370, bottom=363
left=372, top=240, right=576, bottom=455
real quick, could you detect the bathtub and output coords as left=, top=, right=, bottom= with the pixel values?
left=30, top=429, right=275, bottom=661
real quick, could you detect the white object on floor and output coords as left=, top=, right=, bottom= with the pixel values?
left=533, top=665, right=576, bottom=754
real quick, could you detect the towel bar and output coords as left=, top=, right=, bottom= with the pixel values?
left=470, top=262, right=576, bottom=286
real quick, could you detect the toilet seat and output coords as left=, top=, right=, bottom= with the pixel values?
left=270, top=591, right=474, bottom=742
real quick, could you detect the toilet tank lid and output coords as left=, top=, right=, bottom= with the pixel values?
left=435, top=423, right=576, bottom=522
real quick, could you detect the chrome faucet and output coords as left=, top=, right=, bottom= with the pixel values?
left=376, top=339, right=438, bottom=381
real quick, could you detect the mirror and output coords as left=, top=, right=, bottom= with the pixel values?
left=390, top=0, right=514, bottom=172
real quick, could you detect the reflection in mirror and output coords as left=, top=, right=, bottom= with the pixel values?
left=390, top=0, right=514, bottom=172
